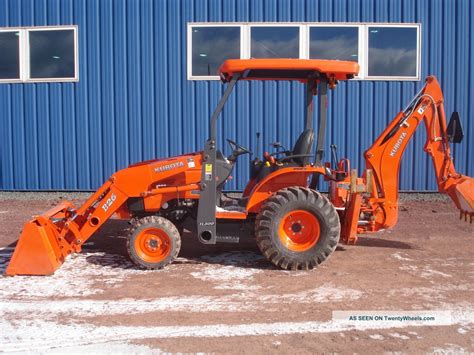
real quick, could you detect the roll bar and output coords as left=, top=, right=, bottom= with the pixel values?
left=197, top=70, right=331, bottom=243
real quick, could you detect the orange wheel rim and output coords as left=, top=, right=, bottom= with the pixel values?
left=134, top=227, right=171, bottom=263
left=278, top=210, right=320, bottom=252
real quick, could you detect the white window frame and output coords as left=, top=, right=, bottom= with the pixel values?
left=187, top=23, right=244, bottom=81
left=307, top=23, right=363, bottom=79
left=248, top=23, right=304, bottom=59
left=0, top=25, right=78, bottom=83
left=0, top=29, right=23, bottom=83
left=365, top=24, right=421, bottom=81
left=187, top=22, right=421, bottom=81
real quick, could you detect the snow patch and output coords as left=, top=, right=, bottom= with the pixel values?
left=390, top=284, right=471, bottom=303
left=0, top=313, right=470, bottom=353
left=388, top=332, right=410, bottom=340
left=399, top=264, right=452, bottom=279
left=47, top=341, right=159, bottom=354
left=430, top=344, right=468, bottom=354
left=2, top=284, right=363, bottom=319
left=369, top=334, right=384, bottom=340
left=191, top=265, right=262, bottom=290
left=420, top=267, right=452, bottom=279
left=0, top=299, right=472, bottom=352
left=192, top=252, right=265, bottom=290
left=392, top=252, right=412, bottom=261
left=3, top=296, right=251, bottom=317
left=259, top=284, right=362, bottom=303
left=0, top=251, right=160, bottom=298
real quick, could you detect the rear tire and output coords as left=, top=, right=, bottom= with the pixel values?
left=127, top=216, right=181, bottom=270
left=255, top=187, right=340, bottom=270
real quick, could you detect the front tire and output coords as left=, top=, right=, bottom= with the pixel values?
left=255, top=187, right=340, bottom=270
left=130, top=215, right=184, bottom=236
left=127, top=216, right=181, bottom=269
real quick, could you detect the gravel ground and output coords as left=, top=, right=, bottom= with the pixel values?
left=0, top=193, right=471, bottom=353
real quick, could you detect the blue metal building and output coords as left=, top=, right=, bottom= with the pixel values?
left=0, top=0, right=472, bottom=191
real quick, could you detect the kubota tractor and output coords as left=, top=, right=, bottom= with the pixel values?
left=6, top=59, right=473, bottom=275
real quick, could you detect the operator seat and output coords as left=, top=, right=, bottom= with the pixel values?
left=289, top=129, right=314, bottom=166
left=249, top=129, right=315, bottom=185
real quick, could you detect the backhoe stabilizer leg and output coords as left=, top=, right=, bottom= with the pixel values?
left=342, top=193, right=362, bottom=244
left=340, top=170, right=363, bottom=244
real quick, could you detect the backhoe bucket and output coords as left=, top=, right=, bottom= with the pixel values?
left=5, top=201, right=77, bottom=276
left=448, top=176, right=474, bottom=223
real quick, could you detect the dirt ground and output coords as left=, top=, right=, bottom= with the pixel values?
left=0, top=193, right=472, bottom=353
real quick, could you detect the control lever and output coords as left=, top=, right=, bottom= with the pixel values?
left=255, top=132, right=261, bottom=158
left=330, top=144, right=338, bottom=168
left=270, top=141, right=288, bottom=154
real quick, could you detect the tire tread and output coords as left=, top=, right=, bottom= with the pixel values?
left=255, top=187, right=340, bottom=271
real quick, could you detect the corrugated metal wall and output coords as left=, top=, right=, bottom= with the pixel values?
left=0, top=0, right=472, bottom=191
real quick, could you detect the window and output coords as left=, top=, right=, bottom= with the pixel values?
left=0, top=26, right=78, bottom=83
left=29, top=29, right=76, bottom=79
left=191, top=26, right=240, bottom=77
left=0, top=31, right=20, bottom=79
left=251, top=26, right=299, bottom=58
left=188, top=23, right=421, bottom=81
left=309, top=26, right=358, bottom=62
left=368, top=26, right=418, bottom=78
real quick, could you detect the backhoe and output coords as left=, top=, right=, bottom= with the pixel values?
left=6, top=59, right=473, bottom=275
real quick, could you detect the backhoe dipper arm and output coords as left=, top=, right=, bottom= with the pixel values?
left=364, top=76, right=474, bottom=228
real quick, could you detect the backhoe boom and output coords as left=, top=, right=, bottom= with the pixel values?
left=335, top=76, right=473, bottom=243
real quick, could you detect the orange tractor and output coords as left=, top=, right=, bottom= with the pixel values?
left=6, top=59, right=473, bottom=275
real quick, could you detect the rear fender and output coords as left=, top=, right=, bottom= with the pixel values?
left=246, top=166, right=327, bottom=213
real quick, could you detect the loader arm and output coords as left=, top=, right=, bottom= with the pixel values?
left=6, top=179, right=129, bottom=275
left=364, top=76, right=474, bottom=228
left=6, top=153, right=203, bottom=275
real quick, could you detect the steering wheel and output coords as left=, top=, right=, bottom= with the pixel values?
left=226, top=138, right=251, bottom=155
left=226, top=138, right=252, bottom=162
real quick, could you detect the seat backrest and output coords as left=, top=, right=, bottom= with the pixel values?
left=291, top=129, right=314, bottom=166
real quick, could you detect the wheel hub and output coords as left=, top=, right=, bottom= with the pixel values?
left=290, top=222, right=302, bottom=233
left=147, top=238, right=159, bottom=251
left=134, top=227, right=171, bottom=263
left=278, top=210, right=320, bottom=252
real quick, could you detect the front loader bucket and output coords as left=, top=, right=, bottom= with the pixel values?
left=5, top=201, right=76, bottom=276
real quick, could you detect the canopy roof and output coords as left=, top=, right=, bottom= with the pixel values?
left=219, top=59, right=360, bottom=83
